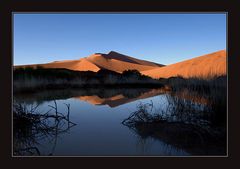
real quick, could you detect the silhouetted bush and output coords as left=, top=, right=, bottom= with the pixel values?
left=122, top=69, right=142, bottom=77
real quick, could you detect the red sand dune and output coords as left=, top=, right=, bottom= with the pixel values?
left=141, top=50, right=226, bottom=79
left=15, top=51, right=163, bottom=73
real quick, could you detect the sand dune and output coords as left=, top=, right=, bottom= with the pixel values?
left=15, top=58, right=101, bottom=72
left=15, top=51, right=163, bottom=73
left=141, top=50, right=226, bottom=79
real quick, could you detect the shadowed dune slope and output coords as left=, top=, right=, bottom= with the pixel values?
left=141, top=50, right=226, bottom=79
left=104, top=51, right=163, bottom=67
left=86, top=53, right=161, bottom=73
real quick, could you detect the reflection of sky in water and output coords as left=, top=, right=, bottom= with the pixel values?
left=17, top=94, right=190, bottom=156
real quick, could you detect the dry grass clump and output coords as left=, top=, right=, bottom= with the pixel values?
left=122, top=76, right=227, bottom=155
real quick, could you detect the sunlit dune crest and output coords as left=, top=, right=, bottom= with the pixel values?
left=141, top=50, right=226, bottom=79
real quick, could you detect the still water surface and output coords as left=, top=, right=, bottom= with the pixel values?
left=14, top=88, right=225, bottom=156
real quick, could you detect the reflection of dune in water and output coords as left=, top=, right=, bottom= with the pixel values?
left=74, top=88, right=167, bottom=107
left=75, top=94, right=125, bottom=106
left=14, top=88, right=166, bottom=106
left=14, top=87, right=210, bottom=108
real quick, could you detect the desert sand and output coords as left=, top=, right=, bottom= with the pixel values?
left=141, top=50, right=226, bottom=79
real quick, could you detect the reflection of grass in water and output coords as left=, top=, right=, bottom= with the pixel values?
left=13, top=100, right=76, bottom=156
left=168, top=75, right=227, bottom=127
left=122, top=80, right=227, bottom=155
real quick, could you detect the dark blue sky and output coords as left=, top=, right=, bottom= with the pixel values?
left=14, top=13, right=226, bottom=65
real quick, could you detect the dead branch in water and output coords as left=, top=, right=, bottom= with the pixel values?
left=13, top=100, right=76, bottom=156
